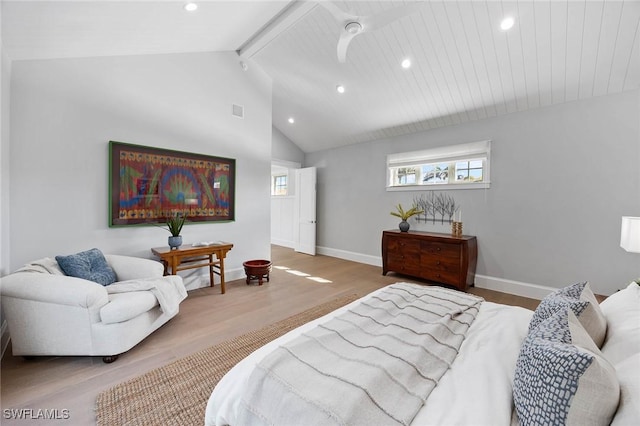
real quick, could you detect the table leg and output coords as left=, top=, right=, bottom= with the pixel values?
left=208, top=254, right=214, bottom=288
left=219, top=256, right=226, bottom=294
left=170, top=257, right=179, bottom=277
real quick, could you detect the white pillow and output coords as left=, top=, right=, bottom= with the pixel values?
left=611, top=353, right=640, bottom=426
left=600, top=282, right=640, bottom=366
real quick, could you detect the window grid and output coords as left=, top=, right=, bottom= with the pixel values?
left=390, top=159, right=485, bottom=187
left=454, top=160, right=484, bottom=182
left=272, top=175, right=287, bottom=196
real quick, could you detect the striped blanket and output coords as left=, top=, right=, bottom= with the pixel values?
left=237, top=283, right=483, bottom=426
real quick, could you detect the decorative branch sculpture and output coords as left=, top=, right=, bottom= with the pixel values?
left=413, top=192, right=459, bottom=224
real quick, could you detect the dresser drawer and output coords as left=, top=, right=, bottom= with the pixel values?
left=421, top=256, right=460, bottom=285
left=420, top=241, right=460, bottom=258
left=422, top=269, right=459, bottom=286
left=386, top=237, right=421, bottom=255
left=421, top=255, right=460, bottom=272
left=387, top=254, right=421, bottom=276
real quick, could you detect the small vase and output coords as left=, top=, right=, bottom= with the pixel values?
left=399, top=221, right=410, bottom=232
left=168, top=235, right=183, bottom=250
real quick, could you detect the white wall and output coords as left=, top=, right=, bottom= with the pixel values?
left=0, top=0, right=11, bottom=354
left=272, top=125, right=304, bottom=165
left=306, top=90, right=640, bottom=297
left=271, top=195, right=296, bottom=248
left=271, top=126, right=303, bottom=247
left=270, top=160, right=298, bottom=248
left=0, top=0, right=8, bottom=278
left=9, top=51, right=273, bottom=289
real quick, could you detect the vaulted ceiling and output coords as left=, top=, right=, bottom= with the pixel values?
left=3, top=1, right=639, bottom=153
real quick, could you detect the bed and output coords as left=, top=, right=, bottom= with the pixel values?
left=205, top=281, right=640, bottom=426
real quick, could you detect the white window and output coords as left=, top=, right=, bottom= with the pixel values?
left=272, top=175, right=288, bottom=196
left=387, top=140, right=491, bottom=191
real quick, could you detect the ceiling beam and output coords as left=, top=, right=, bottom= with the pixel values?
left=237, top=0, right=318, bottom=59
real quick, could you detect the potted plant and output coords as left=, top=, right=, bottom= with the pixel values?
left=390, top=203, right=424, bottom=232
left=165, top=213, right=187, bottom=249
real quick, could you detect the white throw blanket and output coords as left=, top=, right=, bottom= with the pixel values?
left=236, top=283, right=483, bottom=426
left=14, top=257, right=65, bottom=275
left=106, top=276, right=187, bottom=317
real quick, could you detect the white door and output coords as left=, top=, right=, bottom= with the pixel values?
left=294, top=167, right=317, bottom=255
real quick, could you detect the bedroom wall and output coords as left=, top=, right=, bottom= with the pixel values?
left=0, top=2, right=12, bottom=355
left=0, top=0, right=8, bottom=278
left=271, top=126, right=303, bottom=248
left=305, top=90, right=640, bottom=297
left=272, top=125, right=304, bottom=165
left=9, top=51, right=273, bottom=290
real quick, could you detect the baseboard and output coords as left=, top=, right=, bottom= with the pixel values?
left=471, top=274, right=554, bottom=300
left=316, top=246, right=382, bottom=267
left=1, top=319, right=9, bottom=359
left=315, top=246, right=555, bottom=300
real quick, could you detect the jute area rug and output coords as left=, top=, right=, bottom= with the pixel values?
left=95, top=294, right=359, bottom=426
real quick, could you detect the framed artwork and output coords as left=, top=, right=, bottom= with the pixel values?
left=109, top=141, right=235, bottom=226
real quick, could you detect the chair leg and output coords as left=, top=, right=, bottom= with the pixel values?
left=102, top=355, right=119, bottom=363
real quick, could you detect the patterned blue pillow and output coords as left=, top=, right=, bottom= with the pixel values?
left=55, top=248, right=117, bottom=286
left=514, top=308, right=619, bottom=426
left=529, top=281, right=607, bottom=347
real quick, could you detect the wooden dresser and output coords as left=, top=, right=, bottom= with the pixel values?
left=382, top=230, right=478, bottom=291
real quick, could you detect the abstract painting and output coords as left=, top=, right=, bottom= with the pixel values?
left=109, top=141, right=235, bottom=226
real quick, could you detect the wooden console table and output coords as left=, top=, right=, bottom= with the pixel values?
left=151, top=243, right=234, bottom=294
left=382, top=230, right=477, bottom=291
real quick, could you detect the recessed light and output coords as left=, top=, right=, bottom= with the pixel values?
left=500, top=16, right=514, bottom=31
left=184, top=3, right=198, bottom=12
left=336, top=85, right=345, bottom=94
left=401, top=58, right=412, bottom=69
left=288, top=117, right=295, bottom=124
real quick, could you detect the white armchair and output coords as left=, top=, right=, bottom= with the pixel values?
left=0, top=254, right=187, bottom=363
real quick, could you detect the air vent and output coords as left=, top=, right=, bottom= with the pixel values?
left=232, top=104, right=244, bottom=119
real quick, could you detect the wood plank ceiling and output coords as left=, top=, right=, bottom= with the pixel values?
left=2, top=1, right=639, bottom=153
left=247, top=1, right=640, bottom=152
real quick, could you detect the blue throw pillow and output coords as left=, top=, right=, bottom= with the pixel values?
left=513, top=308, right=619, bottom=426
left=55, top=248, right=117, bottom=286
left=529, top=281, right=607, bottom=347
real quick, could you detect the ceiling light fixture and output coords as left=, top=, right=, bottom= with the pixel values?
left=345, top=22, right=363, bottom=35
left=336, top=85, right=345, bottom=94
left=288, top=117, right=295, bottom=124
left=184, top=3, right=198, bottom=12
left=401, top=58, right=412, bottom=69
left=500, top=16, right=515, bottom=31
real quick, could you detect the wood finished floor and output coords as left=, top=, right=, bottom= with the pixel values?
left=0, top=245, right=539, bottom=425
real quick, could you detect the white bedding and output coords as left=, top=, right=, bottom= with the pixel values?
left=205, top=284, right=534, bottom=426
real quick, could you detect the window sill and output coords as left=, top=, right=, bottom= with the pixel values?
left=386, top=182, right=491, bottom=192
